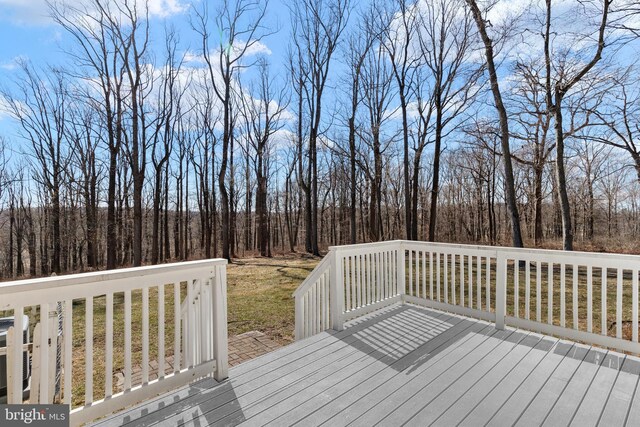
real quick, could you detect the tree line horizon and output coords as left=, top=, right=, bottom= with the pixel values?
left=0, top=0, right=639, bottom=279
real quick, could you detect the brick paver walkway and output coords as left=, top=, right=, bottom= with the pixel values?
left=227, top=330, right=282, bottom=366
left=114, top=331, right=281, bottom=391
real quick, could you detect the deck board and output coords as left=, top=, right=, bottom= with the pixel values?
left=359, top=329, right=519, bottom=426
left=599, top=357, right=640, bottom=425
left=624, top=367, right=640, bottom=426
left=294, top=314, right=488, bottom=427
left=95, top=304, right=640, bottom=427
left=234, top=312, right=457, bottom=427
left=540, top=347, right=609, bottom=426
left=572, top=352, right=626, bottom=427
left=181, top=308, right=448, bottom=427
left=485, top=339, right=574, bottom=426
left=402, top=331, right=536, bottom=425
left=457, top=334, right=559, bottom=426
left=327, top=324, right=500, bottom=426
left=424, top=332, right=544, bottom=427
left=521, top=344, right=591, bottom=426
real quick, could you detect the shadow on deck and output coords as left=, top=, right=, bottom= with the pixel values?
left=96, top=304, right=640, bottom=427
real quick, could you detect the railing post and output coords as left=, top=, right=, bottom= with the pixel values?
left=8, top=307, right=24, bottom=404
left=294, top=295, right=304, bottom=340
left=397, top=241, right=406, bottom=303
left=496, top=251, right=507, bottom=330
left=212, top=263, right=229, bottom=381
left=330, top=249, right=344, bottom=331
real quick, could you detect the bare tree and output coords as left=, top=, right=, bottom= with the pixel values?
left=465, top=0, right=524, bottom=248
left=191, top=93, right=219, bottom=258
left=573, top=138, right=609, bottom=240
left=240, top=58, right=288, bottom=256
left=344, top=18, right=375, bottom=243
left=151, top=27, right=186, bottom=264
left=418, top=0, right=480, bottom=242
left=509, top=60, right=554, bottom=245
left=66, top=100, right=101, bottom=268
left=0, top=0, right=638, bottom=281
left=290, top=0, right=351, bottom=255
left=107, top=0, right=154, bottom=267
left=593, top=68, right=640, bottom=183
left=283, top=136, right=302, bottom=252
left=51, top=0, right=127, bottom=269
left=2, top=62, right=70, bottom=273
left=194, top=0, right=270, bottom=260
left=379, top=0, right=420, bottom=239
left=360, top=35, right=395, bottom=242
left=543, top=0, right=611, bottom=250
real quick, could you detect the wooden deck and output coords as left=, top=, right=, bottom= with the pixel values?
left=95, top=304, right=640, bottom=426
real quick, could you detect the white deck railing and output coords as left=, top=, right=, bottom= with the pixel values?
left=293, top=240, right=640, bottom=356
left=0, top=259, right=228, bottom=426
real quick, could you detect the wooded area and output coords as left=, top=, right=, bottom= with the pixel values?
left=0, top=0, right=639, bottom=279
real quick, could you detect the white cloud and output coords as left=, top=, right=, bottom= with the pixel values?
left=0, top=55, right=28, bottom=71
left=184, top=50, right=206, bottom=64
left=240, top=40, right=272, bottom=57
left=184, top=40, right=272, bottom=67
left=485, top=0, right=537, bottom=28
left=275, top=102, right=295, bottom=123
left=0, top=0, right=52, bottom=25
left=270, top=128, right=296, bottom=150
left=0, top=96, right=11, bottom=121
left=148, top=0, right=188, bottom=18
left=0, top=0, right=188, bottom=26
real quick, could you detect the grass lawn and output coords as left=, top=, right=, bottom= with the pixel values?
left=226, top=255, right=320, bottom=343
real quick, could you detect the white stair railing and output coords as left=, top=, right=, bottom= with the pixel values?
left=181, top=279, right=206, bottom=368
left=293, top=241, right=406, bottom=340
left=293, top=256, right=332, bottom=340
left=0, top=259, right=228, bottom=426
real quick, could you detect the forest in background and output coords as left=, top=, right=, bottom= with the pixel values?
left=0, top=0, right=639, bottom=280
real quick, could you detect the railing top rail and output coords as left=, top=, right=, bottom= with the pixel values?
left=327, top=239, right=640, bottom=264
left=0, top=259, right=227, bottom=296
left=292, top=255, right=331, bottom=298
left=400, top=241, right=497, bottom=257
left=398, top=240, right=640, bottom=263
left=328, top=240, right=402, bottom=252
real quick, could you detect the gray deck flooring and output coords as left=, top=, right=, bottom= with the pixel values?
left=95, top=304, right=640, bottom=426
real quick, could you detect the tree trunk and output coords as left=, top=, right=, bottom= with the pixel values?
left=51, top=187, right=62, bottom=274
left=553, top=93, right=574, bottom=250
left=256, top=172, right=269, bottom=257
left=106, top=111, right=120, bottom=270
left=8, top=200, right=14, bottom=277
left=401, top=91, right=412, bottom=240
left=310, top=126, right=320, bottom=256
left=152, top=167, right=163, bottom=264
left=534, top=166, right=544, bottom=246
left=349, top=117, right=357, bottom=244
left=164, top=168, right=171, bottom=260
left=467, top=0, right=524, bottom=248
left=428, top=109, right=443, bottom=242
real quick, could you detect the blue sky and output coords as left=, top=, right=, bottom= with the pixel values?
left=0, top=9, right=62, bottom=74
left=2, top=0, right=638, bottom=149
left=0, top=0, right=295, bottom=139
left=0, top=0, right=292, bottom=69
